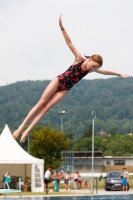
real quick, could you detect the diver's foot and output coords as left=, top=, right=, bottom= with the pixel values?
left=20, top=131, right=29, bottom=143
left=13, top=127, right=23, bottom=139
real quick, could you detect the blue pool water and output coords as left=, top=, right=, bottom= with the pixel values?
left=19, top=195, right=133, bottom=200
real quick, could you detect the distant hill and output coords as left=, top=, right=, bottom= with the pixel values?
left=0, top=77, right=133, bottom=136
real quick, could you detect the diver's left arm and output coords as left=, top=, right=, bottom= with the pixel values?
left=95, top=68, right=130, bottom=78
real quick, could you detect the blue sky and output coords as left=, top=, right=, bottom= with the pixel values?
left=0, top=0, right=133, bottom=86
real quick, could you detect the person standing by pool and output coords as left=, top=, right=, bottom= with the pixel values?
left=78, top=177, right=83, bottom=189
left=44, top=168, right=52, bottom=191
left=121, top=168, right=129, bottom=192
left=64, top=171, right=71, bottom=191
left=72, top=171, right=81, bottom=190
left=4, top=172, right=11, bottom=189
left=54, top=171, right=61, bottom=186
left=60, top=170, right=65, bottom=180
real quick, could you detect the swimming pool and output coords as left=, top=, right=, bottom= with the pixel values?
left=19, top=195, right=133, bottom=200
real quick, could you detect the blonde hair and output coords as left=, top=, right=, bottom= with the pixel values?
left=85, top=54, right=103, bottom=66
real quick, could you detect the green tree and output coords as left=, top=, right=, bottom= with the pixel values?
left=64, top=132, right=75, bottom=140
left=81, top=124, right=93, bottom=139
left=64, top=132, right=75, bottom=150
left=29, top=126, right=70, bottom=170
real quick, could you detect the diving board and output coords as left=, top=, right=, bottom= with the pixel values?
left=0, top=189, right=22, bottom=198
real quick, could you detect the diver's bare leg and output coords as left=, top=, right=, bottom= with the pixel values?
left=13, top=78, right=59, bottom=139
left=20, top=90, right=68, bottom=142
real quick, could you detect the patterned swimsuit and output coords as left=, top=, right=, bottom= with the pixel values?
left=56, top=60, right=89, bottom=92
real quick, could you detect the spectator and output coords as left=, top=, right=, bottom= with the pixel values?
left=44, top=168, right=52, bottom=191
left=64, top=171, right=71, bottom=191
left=60, top=170, right=65, bottom=180
left=121, top=168, right=129, bottom=192
left=72, top=171, right=81, bottom=190
left=78, top=178, right=82, bottom=189
left=83, top=180, right=90, bottom=188
left=4, top=172, right=11, bottom=189
left=54, top=171, right=60, bottom=185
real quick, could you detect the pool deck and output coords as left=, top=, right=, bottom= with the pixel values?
left=49, top=189, right=133, bottom=196
left=0, top=189, right=132, bottom=198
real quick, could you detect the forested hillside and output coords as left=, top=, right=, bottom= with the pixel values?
left=0, top=77, right=133, bottom=136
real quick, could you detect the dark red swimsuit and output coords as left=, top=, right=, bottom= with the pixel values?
left=56, top=60, right=89, bottom=92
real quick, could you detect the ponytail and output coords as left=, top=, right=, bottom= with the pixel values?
left=84, top=54, right=103, bottom=66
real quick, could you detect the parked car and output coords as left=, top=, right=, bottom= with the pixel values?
left=104, top=171, right=129, bottom=191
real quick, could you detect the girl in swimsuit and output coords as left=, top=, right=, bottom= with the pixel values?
left=72, top=171, right=81, bottom=190
left=13, top=15, right=130, bottom=142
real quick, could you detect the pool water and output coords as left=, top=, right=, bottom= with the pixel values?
left=20, top=195, right=133, bottom=200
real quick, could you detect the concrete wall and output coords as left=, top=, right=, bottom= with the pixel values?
left=103, top=158, right=133, bottom=166
left=103, top=165, right=133, bottom=172
left=73, top=158, right=103, bottom=173
left=74, top=158, right=103, bottom=166
left=74, top=166, right=103, bottom=173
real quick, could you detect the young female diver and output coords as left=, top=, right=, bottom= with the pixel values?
left=13, top=15, right=130, bottom=142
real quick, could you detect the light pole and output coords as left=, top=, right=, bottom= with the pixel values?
left=59, top=110, right=66, bottom=131
left=59, top=110, right=66, bottom=171
left=91, top=110, right=96, bottom=199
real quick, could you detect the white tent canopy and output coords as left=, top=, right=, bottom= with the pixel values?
left=0, top=125, right=44, bottom=192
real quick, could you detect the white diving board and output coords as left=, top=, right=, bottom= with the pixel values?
left=0, top=189, right=22, bottom=198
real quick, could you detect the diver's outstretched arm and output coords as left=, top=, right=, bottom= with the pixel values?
left=95, top=68, right=130, bottom=78
left=59, top=14, right=84, bottom=62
